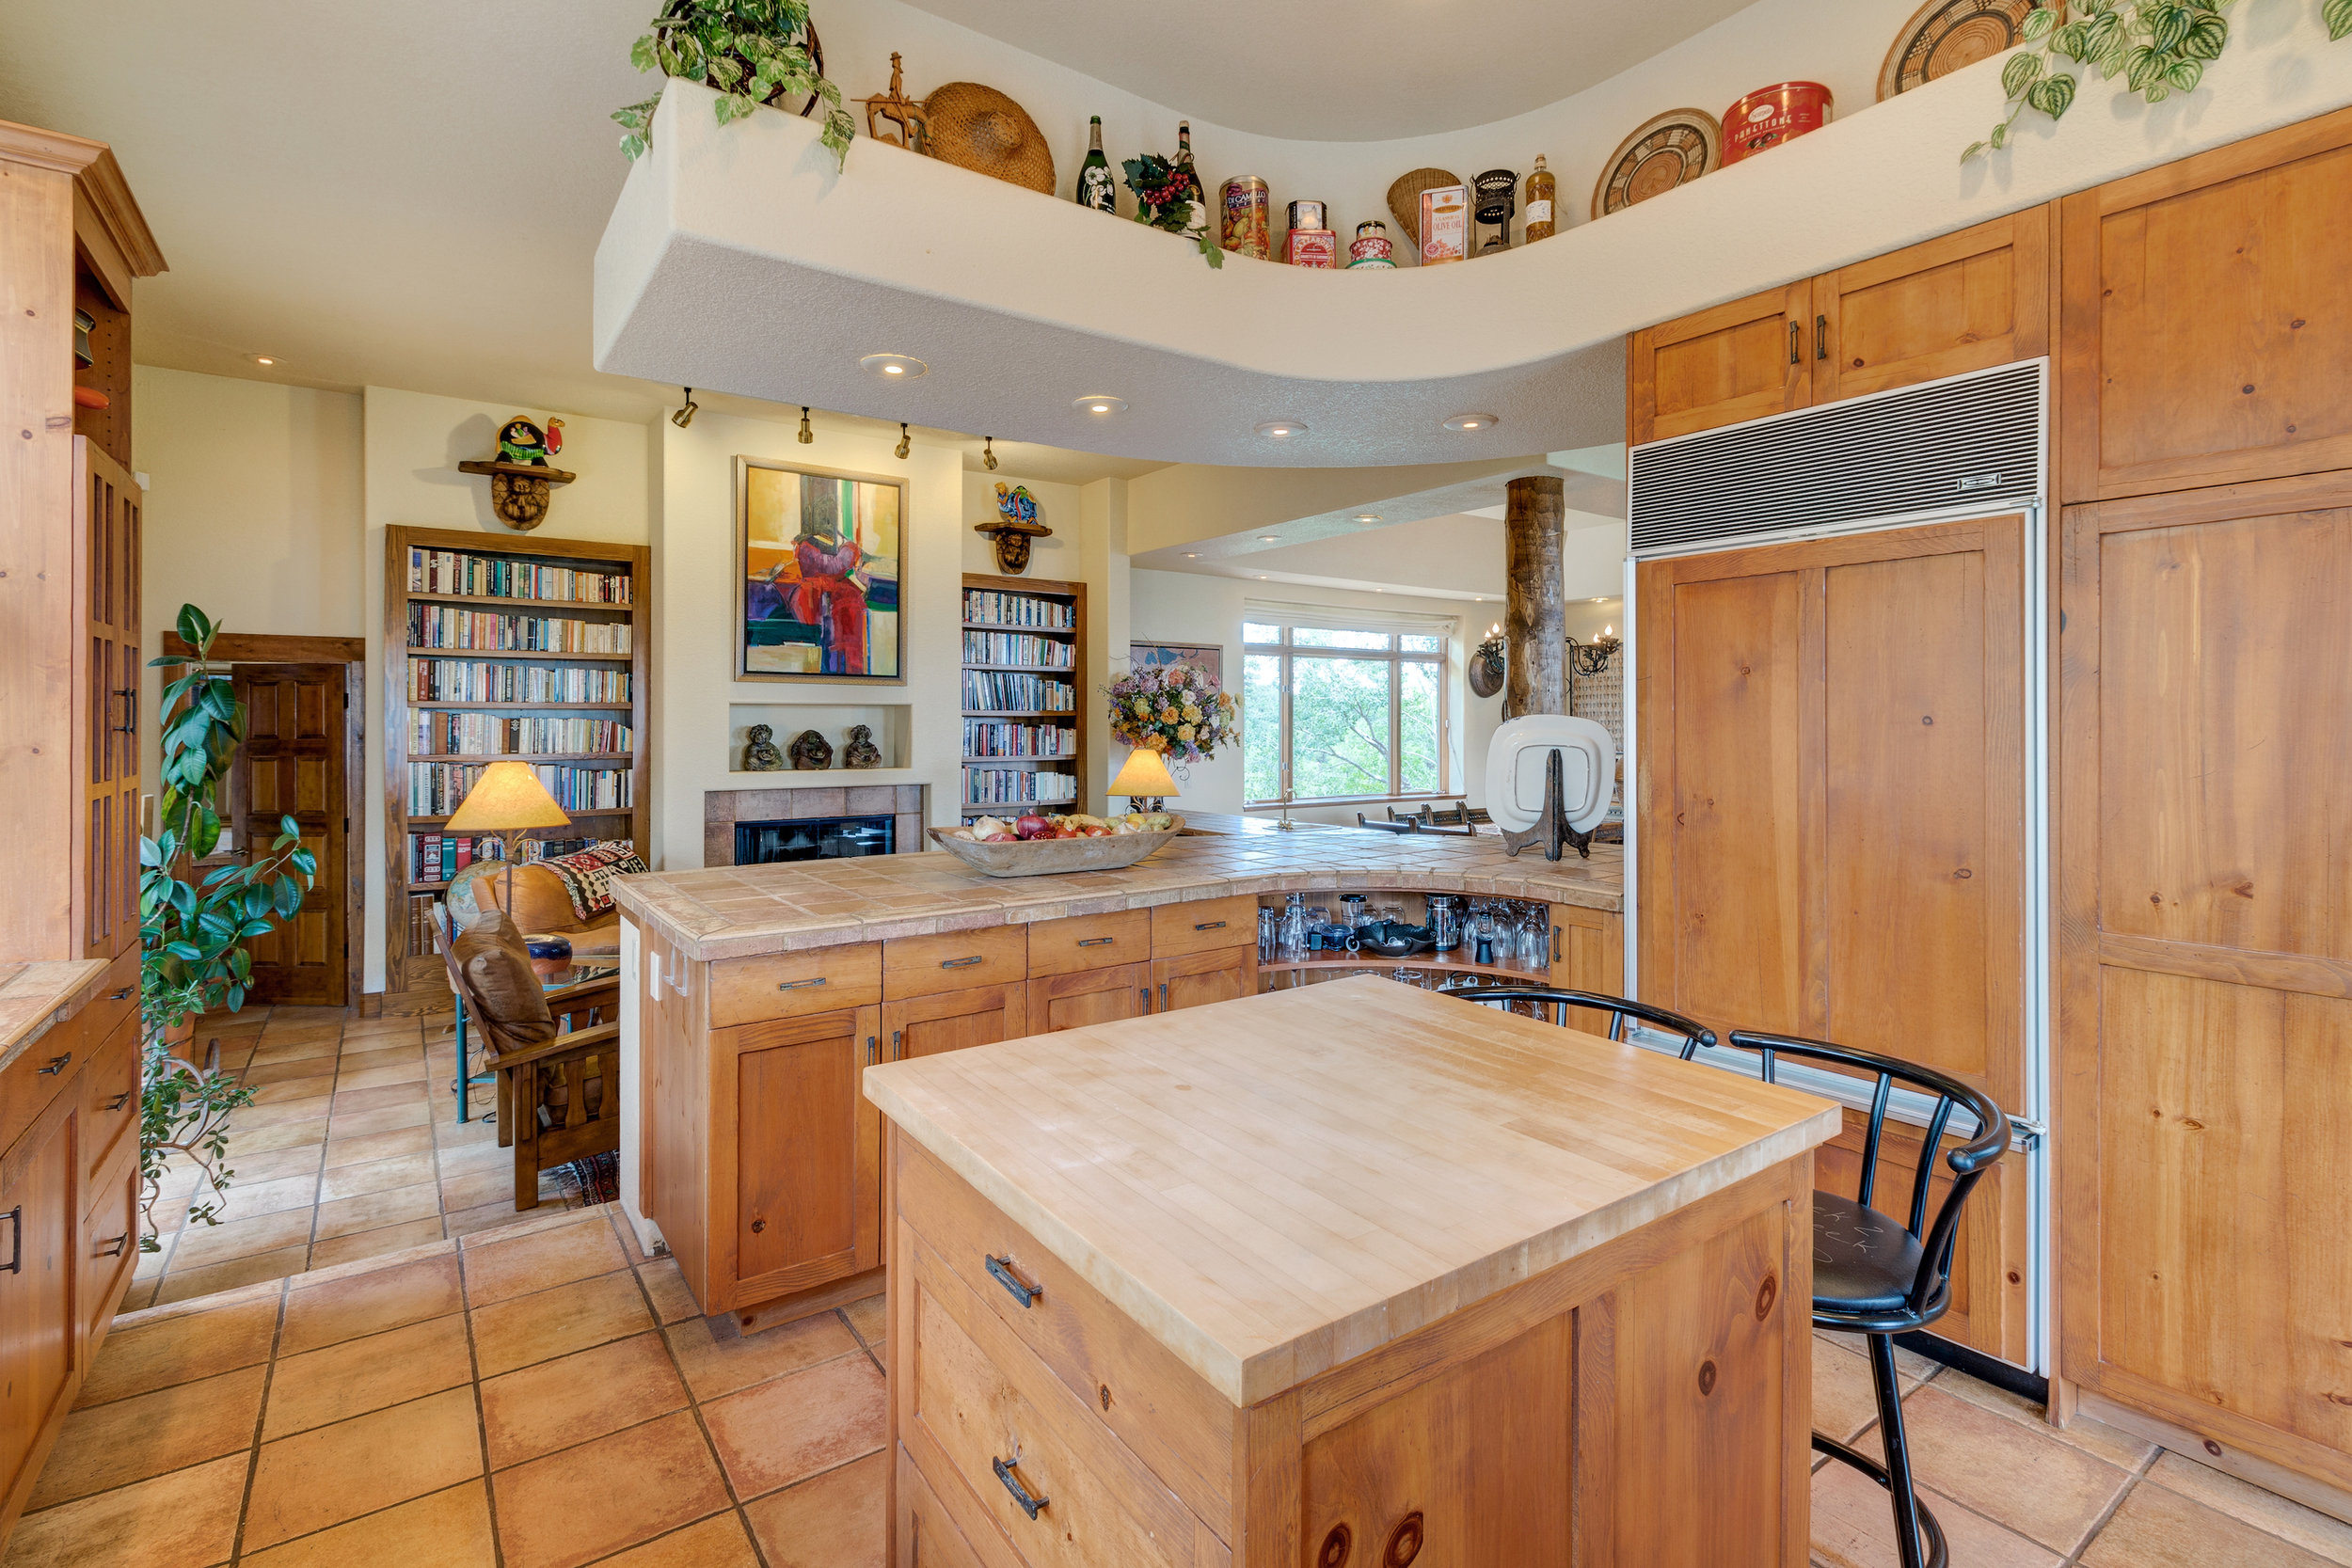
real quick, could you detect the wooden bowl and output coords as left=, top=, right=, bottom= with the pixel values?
left=928, top=817, right=1185, bottom=878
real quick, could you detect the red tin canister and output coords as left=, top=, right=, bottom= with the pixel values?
left=1721, top=82, right=1834, bottom=165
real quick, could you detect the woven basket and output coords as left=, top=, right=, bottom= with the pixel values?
left=1387, top=167, right=1462, bottom=245
left=925, top=82, right=1056, bottom=195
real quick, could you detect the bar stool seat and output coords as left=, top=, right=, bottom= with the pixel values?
left=1812, top=1192, right=1931, bottom=1316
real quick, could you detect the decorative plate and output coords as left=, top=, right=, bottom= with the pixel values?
left=1591, top=109, right=1722, bottom=221
left=1879, top=0, right=2062, bottom=101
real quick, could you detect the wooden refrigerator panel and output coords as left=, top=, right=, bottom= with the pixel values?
left=1629, top=281, right=1813, bottom=445
left=1811, top=206, right=2050, bottom=405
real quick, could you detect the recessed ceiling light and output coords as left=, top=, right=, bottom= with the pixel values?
left=1442, top=412, right=1500, bottom=432
left=860, top=353, right=929, bottom=380
left=1352, top=513, right=1381, bottom=523
left=1183, top=552, right=1200, bottom=559
left=1257, top=535, right=1279, bottom=544
left=251, top=355, right=278, bottom=366
left=1254, top=420, right=1308, bottom=438
left=1256, top=575, right=1268, bottom=579
left=1074, top=394, right=1127, bottom=415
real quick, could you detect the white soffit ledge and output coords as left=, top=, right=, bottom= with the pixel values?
left=596, top=28, right=2352, bottom=469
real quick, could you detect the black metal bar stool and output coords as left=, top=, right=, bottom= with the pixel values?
left=1443, top=985, right=1717, bottom=1058
left=1726, top=1029, right=2011, bottom=1568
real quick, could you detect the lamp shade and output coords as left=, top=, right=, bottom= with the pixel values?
left=445, top=762, right=574, bottom=833
left=1107, top=747, right=1180, bottom=800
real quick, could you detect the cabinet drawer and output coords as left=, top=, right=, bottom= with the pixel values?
left=1025, top=910, right=1151, bottom=977
left=905, top=1241, right=1218, bottom=1568
left=884, top=926, right=1028, bottom=1001
left=898, top=1143, right=1232, bottom=1530
left=709, top=942, right=882, bottom=1028
left=1149, top=896, right=1256, bottom=958
left=83, top=1140, right=139, bottom=1332
left=0, top=1019, right=89, bottom=1160
left=898, top=1442, right=1006, bottom=1568
left=80, top=1009, right=141, bottom=1185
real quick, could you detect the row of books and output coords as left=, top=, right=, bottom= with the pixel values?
left=962, top=721, right=1078, bottom=758
left=406, top=606, right=632, bottom=655
left=962, top=588, right=1073, bottom=629
left=965, top=768, right=1080, bottom=806
left=407, top=762, right=634, bottom=816
left=961, top=671, right=1075, bottom=712
left=407, top=658, right=630, bottom=705
left=408, top=712, right=633, bottom=757
left=405, top=893, right=447, bottom=958
left=407, top=547, right=633, bottom=604
left=962, top=631, right=1074, bottom=669
left=405, top=832, right=598, bottom=884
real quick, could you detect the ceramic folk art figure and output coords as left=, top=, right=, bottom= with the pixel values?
left=976, top=482, right=1051, bottom=574
left=742, top=724, right=785, bottom=771
left=844, top=724, right=882, bottom=768
left=460, top=415, right=575, bottom=531
left=789, top=729, right=834, bottom=770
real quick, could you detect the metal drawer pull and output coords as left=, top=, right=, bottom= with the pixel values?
left=776, top=976, right=827, bottom=990
left=940, top=955, right=983, bottom=969
left=1192, top=919, right=1226, bottom=932
left=985, top=1253, right=1041, bottom=1308
left=1, top=1207, right=20, bottom=1275
left=97, top=1234, right=128, bottom=1259
left=37, top=1053, right=71, bottom=1076
left=1788, top=320, right=1801, bottom=364
left=108, top=987, right=133, bottom=1001
left=106, top=1092, right=132, bottom=1112
left=866, top=1036, right=878, bottom=1066
left=993, top=1456, right=1049, bottom=1520
left=1076, top=936, right=1116, bottom=947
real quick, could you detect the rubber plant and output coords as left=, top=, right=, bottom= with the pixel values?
left=137, top=605, right=317, bottom=1248
left=614, top=0, right=855, bottom=168
left=1968, top=0, right=2352, bottom=159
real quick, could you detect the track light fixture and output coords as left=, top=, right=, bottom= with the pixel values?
left=896, top=422, right=912, bottom=460
left=797, top=406, right=813, bottom=444
left=670, top=387, right=698, bottom=428
left=982, top=436, right=998, bottom=471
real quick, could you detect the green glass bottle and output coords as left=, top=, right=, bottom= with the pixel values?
left=1076, top=116, right=1116, bottom=213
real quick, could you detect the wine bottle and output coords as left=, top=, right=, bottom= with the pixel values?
left=1524, top=154, right=1557, bottom=243
left=1076, top=116, right=1116, bottom=213
left=1173, top=119, right=1205, bottom=232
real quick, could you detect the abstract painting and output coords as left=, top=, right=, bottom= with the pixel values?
left=737, top=458, right=904, bottom=681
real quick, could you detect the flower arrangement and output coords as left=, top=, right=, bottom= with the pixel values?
left=1121, top=153, right=1223, bottom=269
left=1106, top=663, right=1237, bottom=771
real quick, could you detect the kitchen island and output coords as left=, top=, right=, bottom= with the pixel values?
left=866, top=977, right=1839, bottom=1566
left=613, top=827, right=1629, bottom=1329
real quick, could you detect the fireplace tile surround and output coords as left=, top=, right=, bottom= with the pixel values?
left=704, top=784, right=928, bottom=867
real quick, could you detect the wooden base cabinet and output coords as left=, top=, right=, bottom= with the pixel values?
left=888, top=1138, right=1815, bottom=1568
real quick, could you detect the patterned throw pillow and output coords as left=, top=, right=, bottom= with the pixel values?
left=540, top=841, right=647, bottom=923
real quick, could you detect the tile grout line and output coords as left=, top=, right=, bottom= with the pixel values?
left=223, top=1271, right=294, bottom=1566
left=453, top=1231, right=512, bottom=1568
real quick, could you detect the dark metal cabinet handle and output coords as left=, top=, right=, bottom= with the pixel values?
left=1552, top=925, right=1562, bottom=964
left=985, top=1253, right=1041, bottom=1308
left=106, top=1091, right=133, bottom=1112
left=1, top=1207, right=20, bottom=1275
left=777, top=975, right=827, bottom=991
left=940, top=955, right=983, bottom=970
left=108, top=986, right=133, bottom=1002
left=37, top=1053, right=71, bottom=1077
left=993, top=1456, right=1049, bottom=1520
left=1816, top=314, right=1830, bottom=361
left=891, top=1029, right=902, bottom=1060
left=97, top=1234, right=128, bottom=1259
left=1192, top=919, right=1226, bottom=932
left=1076, top=936, right=1116, bottom=948
left=865, top=1036, right=877, bottom=1066
left=114, top=687, right=137, bottom=736
left=751, top=1217, right=766, bottom=1234
left=1788, top=320, right=1802, bottom=364
left=1158, top=982, right=1169, bottom=1012
left=1140, top=988, right=1151, bottom=1014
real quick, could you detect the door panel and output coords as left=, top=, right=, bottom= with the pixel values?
left=0, top=1105, right=80, bottom=1515
left=1151, top=950, right=1253, bottom=1014
left=1812, top=207, right=2049, bottom=404
left=1629, top=281, right=1812, bottom=444
left=73, top=439, right=140, bottom=961
left=1026, top=964, right=1151, bottom=1033
left=734, top=1011, right=865, bottom=1291
left=886, top=987, right=1025, bottom=1063
left=232, top=663, right=348, bottom=1006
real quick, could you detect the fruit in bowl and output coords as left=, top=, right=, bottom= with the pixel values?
left=948, top=811, right=1173, bottom=844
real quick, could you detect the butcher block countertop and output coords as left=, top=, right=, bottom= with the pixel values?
left=0, top=958, right=112, bottom=1073
left=612, top=822, right=1623, bottom=962
left=863, top=977, right=1839, bottom=1406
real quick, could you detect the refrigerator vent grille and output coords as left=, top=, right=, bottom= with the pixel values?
left=1628, top=360, right=2044, bottom=557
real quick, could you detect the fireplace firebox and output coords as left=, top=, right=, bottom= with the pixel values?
left=734, top=815, right=895, bottom=864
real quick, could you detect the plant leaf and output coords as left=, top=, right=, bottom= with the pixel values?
left=2330, top=0, right=2352, bottom=40
left=2166, top=56, right=2204, bottom=92
left=2023, top=6, right=2058, bottom=39
left=2029, top=72, right=2078, bottom=118
left=2003, top=50, right=2046, bottom=98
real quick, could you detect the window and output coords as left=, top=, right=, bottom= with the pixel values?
left=1243, top=616, right=1450, bottom=803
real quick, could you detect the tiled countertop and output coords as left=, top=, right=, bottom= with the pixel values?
left=0, top=958, right=113, bottom=1073
left=612, top=823, right=1624, bottom=962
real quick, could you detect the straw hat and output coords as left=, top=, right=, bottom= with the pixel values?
left=1386, top=167, right=1462, bottom=245
left=925, top=82, right=1056, bottom=195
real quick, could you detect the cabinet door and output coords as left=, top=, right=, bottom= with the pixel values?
left=1, top=1102, right=81, bottom=1519
left=81, top=1148, right=137, bottom=1340
left=1026, top=963, right=1152, bottom=1033
left=72, top=438, right=142, bottom=962
left=727, top=1005, right=880, bottom=1303
left=1151, top=949, right=1256, bottom=1014
left=2060, top=107, right=2352, bottom=501
left=1811, top=206, right=2049, bottom=405
left=1628, top=281, right=1811, bottom=444
left=884, top=985, right=1025, bottom=1063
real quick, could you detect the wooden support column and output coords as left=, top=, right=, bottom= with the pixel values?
left=1503, top=474, right=1565, bottom=720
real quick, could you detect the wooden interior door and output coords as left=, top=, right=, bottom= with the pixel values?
left=1811, top=206, right=2050, bottom=405
left=2060, top=105, right=2352, bottom=503
left=1638, top=515, right=2031, bottom=1362
left=2059, top=473, right=2352, bottom=1489
left=73, top=439, right=139, bottom=962
left=230, top=664, right=347, bottom=1006
left=730, top=1005, right=880, bottom=1300
left=1628, top=280, right=1812, bottom=444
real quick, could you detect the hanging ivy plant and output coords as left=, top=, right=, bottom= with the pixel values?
left=614, top=0, right=856, bottom=169
left=1968, top=0, right=2352, bottom=160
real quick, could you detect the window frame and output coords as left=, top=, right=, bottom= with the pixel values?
left=1243, top=616, right=1452, bottom=806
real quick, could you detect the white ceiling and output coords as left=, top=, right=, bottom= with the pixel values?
left=896, top=0, right=1759, bottom=140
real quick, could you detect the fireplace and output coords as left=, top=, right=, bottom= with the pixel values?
left=735, top=815, right=896, bottom=864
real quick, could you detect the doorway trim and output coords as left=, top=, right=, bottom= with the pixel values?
left=163, top=630, right=366, bottom=1010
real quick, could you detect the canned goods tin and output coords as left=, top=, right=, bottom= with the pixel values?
left=1220, top=176, right=1271, bottom=260
left=1721, top=82, right=1833, bottom=165
left=1284, top=229, right=1339, bottom=268
left=1418, top=184, right=1470, bottom=265
left=1348, top=223, right=1394, bottom=264
left=1286, top=199, right=1326, bottom=233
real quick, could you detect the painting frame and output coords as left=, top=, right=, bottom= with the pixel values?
left=734, top=454, right=909, bottom=684
left=1130, top=641, right=1222, bottom=686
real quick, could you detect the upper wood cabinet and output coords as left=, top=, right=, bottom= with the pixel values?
left=1629, top=208, right=2051, bottom=446
left=2060, top=104, right=2352, bottom=502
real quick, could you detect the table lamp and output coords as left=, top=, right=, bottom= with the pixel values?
left=1108, top=746, right=1180, bottom=814
left=445, top=762, right=573, bottom=917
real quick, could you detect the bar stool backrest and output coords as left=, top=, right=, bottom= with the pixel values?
left=1444, top=986, right=1717, bottom=1060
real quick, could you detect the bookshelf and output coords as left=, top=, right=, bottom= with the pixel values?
left=961, top=574, right=1088, bottom=823
left=385, top=526, right=651, bottom=995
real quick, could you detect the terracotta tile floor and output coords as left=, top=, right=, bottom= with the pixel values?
left=131, top=1004, right=600, bottom=1309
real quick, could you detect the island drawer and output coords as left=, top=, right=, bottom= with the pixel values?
left=897, top=1443, right=1000, bottom=1568
left=1149, top=895, right=1256, bottom=958
left=78, top=1009, right=141, bottom=1186
left=898, top=1143, right=1233, bottom=1530
left=708, top=943, right=882, bottom=1028
left=904, top=1238, right=1223, bottom=1568
left=884, top=926, right=1028, bottom=1001
left=1024, top=910, right=1152, bottom=976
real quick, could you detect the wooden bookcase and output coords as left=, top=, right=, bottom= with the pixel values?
left=384, top=526, right=651, bottom=994
left=960, top=574, right=1087, bottom=823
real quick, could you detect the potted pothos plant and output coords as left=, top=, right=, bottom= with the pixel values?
left=137, top=605, right=317, bottom=1247
left=614, top=0, right=856, bottom=168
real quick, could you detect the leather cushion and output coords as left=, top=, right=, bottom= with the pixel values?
left=452, top=911, right=557, bottom=1044
left=1812, top=1192, right=1927, bottom=1315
